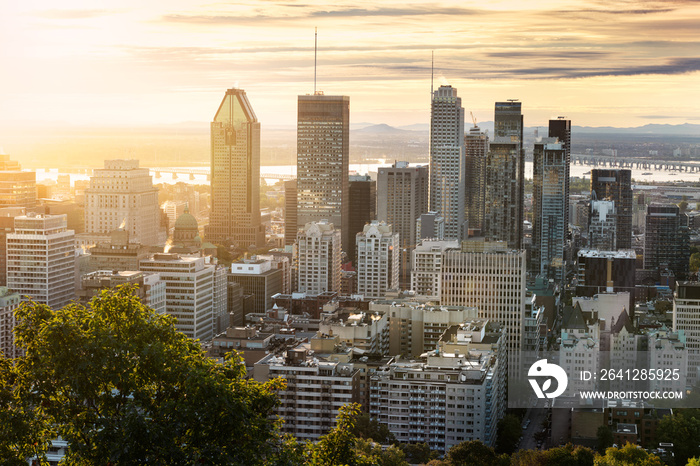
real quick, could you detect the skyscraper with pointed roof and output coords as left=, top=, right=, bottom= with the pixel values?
left=206, top=88, right=264, bottom=248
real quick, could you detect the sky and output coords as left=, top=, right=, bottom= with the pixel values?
left=1, top=0, right=700, bottom=129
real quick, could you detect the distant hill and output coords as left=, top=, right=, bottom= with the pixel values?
left=354, top=124, right=415, bottom=134
left=573, top=123, right=700, bottom=135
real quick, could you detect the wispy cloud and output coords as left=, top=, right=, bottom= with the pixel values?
left=33, top=9, right=121, bottom=20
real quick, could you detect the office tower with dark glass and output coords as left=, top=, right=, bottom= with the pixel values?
left=591, top=169, right=632, bottom=250
left=484, top=101, right=524, bottom=249
left=429, top=85, right=465, bottom=240
left=531, top=119, right=571, bottom=282
left=348, top=174, right=376, bottom=266
left=296, top=94, right=350, bottom=254
left=644, top=204, right=689, bottom=280
left=464, top=125, right=488, bottom=233
left=207, top=88, right=264, bottom=248
left=284, top=180, right=297, bottom=246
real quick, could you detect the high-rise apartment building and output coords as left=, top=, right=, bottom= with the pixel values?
left=84, top=160, right=164, bottom=246
left=355, top=221, right=399, bottom=299
left=576, top=249, right=636, bottom=314
left=377, top=162, right=429, bottom=249
left=228, top=257, right=284, bottom=315
left=140, top=253, right=223, bottom=341
left=205, top=89, right=265, bottom=249
left=297, top=221, right=341, bottom=295
left=484, top=102, right=524, bottom=249
left=0, top=152, right=36, bottom=209
left=673, top=282, right=700, bottom=387
left=591, top=169, right=632, bottom=250
left=78, top=270, right=166, bottom=314
left=7, top=214, right=75, bottom=309
left=464, top=125, right=488, bottom=233
left=429, top=85, right=465, bottom=240
left=644, top=204, right=689, bottom=279
left=531, top=136, right=568, bottom=282
left=347, top=174, right=376, bottom=265
left=284, top=180, right=297, bottom=246
left=0, top=287, right=22, bottom=358
left=207, top=88, right=264, bottom=248
left=410, top=240, right=459, bottom=300
left=296, top=94, right=350, bottom=253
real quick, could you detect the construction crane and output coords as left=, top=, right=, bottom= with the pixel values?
left=470, top=111, right=477, bottom=127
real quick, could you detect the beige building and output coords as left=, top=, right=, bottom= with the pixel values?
left=297, top=221, right=341, bottom=295
left=356, top=221, right=399, bottom=299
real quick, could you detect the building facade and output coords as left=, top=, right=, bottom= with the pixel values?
left=84, top=159, right=164, bottom=246
left=296, top=94, right=350, bottom=253
left=0, top=153, right=36, bottom=209
left=78, top=270, right=166, bottom=314
left=429, top=85, right=465, bottom=240
left=207, top=88, right=265, bottom=248
left=644, top=204, right=689, bottom=280
left=0, top=287, right=22, bottom=358
left=297, top=221, right=342, bottom=295
left=464, top=125, right=488, bottom=233
left=591, top=169, right=632, bottom=250
left=7, top=214, right=75, bottom=309
left=348, top=174, right=376, bottom=266
left=356, top=221, right=399, bottom=299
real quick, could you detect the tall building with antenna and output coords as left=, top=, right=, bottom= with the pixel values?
left=464, top=122, right=488, bottom=233
left=206, top=88, right=265, bottom=248
left=429, top=85, right=465, bottom=240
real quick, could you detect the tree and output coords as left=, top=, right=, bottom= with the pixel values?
left=658, top=410, right=700, bottom=465
left=496, top=414, right=522, bottom=454
left=690, top=252, right=700, bottom=274
left=594, top=443, right=663, bottom=466
left=8, top=286, right=284, bottom=465
left=351, top=412, right=396, bottom=444
left=596, top=425, right=614, bottom=454
left=445, top=440, right=499, bottom=466
left=402, top=442, right=437, bottom=464
left=511, top=444, right=594, bottom=466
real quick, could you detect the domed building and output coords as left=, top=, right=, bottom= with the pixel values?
left=170, top=205, right=202, bottom=254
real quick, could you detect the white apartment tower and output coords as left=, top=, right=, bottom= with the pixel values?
left=356, top=221, right=399, bottom=299
left=430, top=85, right=465, bottom=240
left=140, top=253, right=222, bottom=341
left=297, top=221, right=341, bottom=295
left=411, top=240, right=459, bottom=300
left=85, top=160, right=164, bottom=246
left=7, top=214, right=75, bottom=309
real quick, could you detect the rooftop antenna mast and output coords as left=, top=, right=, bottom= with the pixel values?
left=431, top=50, right=434, bottom=96
left=314, top=27, right=318, bottom=94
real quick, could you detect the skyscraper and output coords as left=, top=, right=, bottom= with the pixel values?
left=464, top=125, right=488, bottom=233
left=206, top=88, right=264, bottom=248
left=348, top=174, right=376, bottom=266
left=483, top=102, right=524, bottom=249
left=591, top=169, right=632, bottom=250
left=84, top=160, right=164, bottom=246
left=0, top=152, right=36, bottom=209
left=429, top=85, right=465, bottom=240
left=296, top=94, right=350, bottom=253
left=531, top=119, right=570, bottom=282
left=284, top=180, right=297, bottom=246
left=644, top=204, right=689, bottom=279
left=7, top=214, right=75, bottom=309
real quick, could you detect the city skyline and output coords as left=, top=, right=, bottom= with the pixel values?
left=2, top=0, right=700, bottom=132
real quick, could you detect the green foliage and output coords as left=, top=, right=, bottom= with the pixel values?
left=596, top=425, right=614, bottom=454
left=446, top=440, right=499, bottom=466
left=658, top=410, right=700, bottom=465
left=511, top=443, right=594, bottom=466
left=354, top=438, right=408, bottom=466
left=8, top=286, right=284, bottom=465
left=496, top=414, right=522, bottom=455
left=401, top=442, right=437, bottom=464
left=690, top=252, right=700, bottom=273
left=351, top=412, right=397, bottom=444
left=594, top=443, right=663, bottom=466
left=687, top=458, right=700, bottom=466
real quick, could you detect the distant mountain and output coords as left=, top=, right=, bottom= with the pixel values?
left=397, top=123, right=429, bottom=132
left=573, top=123, right=700, bottom=135
left=354, top=124, right=415, bottom=134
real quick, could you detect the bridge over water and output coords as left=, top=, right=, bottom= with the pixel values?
left=148, top=167, right=296, bottom=182
left=571, top=154, right=700, bottom=172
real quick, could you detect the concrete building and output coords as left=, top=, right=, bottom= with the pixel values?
left=673, top=281, right=700, bottom=386
left=228, top=256, right=284, bottom=315
left=430, top=85, right=465, bottom=240
left=87, top=229, right=150, bottom=273
left=440, top=240, right=527, bottom=374
left=319, top=305, right=389, bottom=355
left=0, top=207, right=25, bottom=286
left=356, top=221, right=399, bottom=299
left=85, top=159, right=164, bottom=246
left=416, top=211, right=445, bottom=241
left=531, top=136, right=568, bottom=282
left=591, top=169, right=632, bottom=250
left=7, top=214, right=75, bottom=309
left=588, top=200, right=617, bottom=251
left=284, top=180, right=297, bottom=246
left=78, top=270, right=165, bottom=314
left=559, top=304, right=600, bottom=395
left=140, top=253, right=222, bottom=341
left=0, top=152, right=36, bottom=209
left=410, top=240, right=459, bottom=300
left=297, top=221, right=341, bottom=295
left=0, top=287, right=22, bottom=358
left=206, top=88, right=265, bottom=248
left=296, top=94, right=350, bottom=253
left=370, top=320, right=506, bottom=453
left=254, top=343, right=360, bottom=441
left=370, top=299, right=479, bottom=357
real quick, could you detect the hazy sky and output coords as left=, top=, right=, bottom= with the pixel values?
left=2, top=0, right=700, bottom=128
